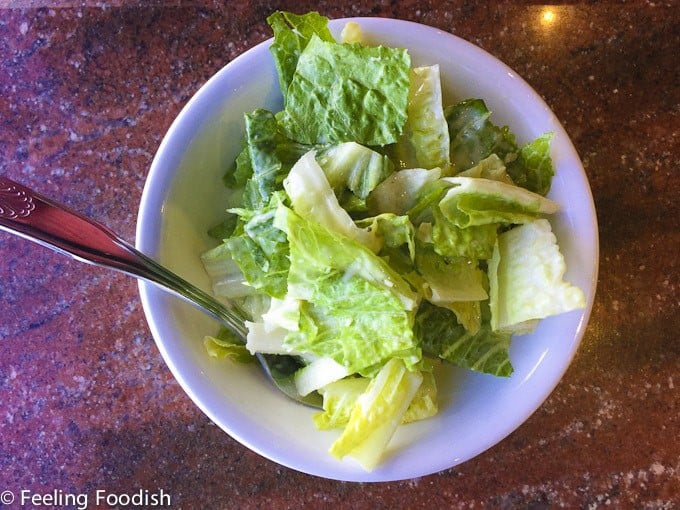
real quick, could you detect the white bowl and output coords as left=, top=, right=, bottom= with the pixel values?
left=136, top=17, right=598, bottom=482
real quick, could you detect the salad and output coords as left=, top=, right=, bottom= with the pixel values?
left=200, top=11, right=586, bottom=471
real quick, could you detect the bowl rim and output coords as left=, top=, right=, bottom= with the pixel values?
left=136, top=16, right=599, bottom=482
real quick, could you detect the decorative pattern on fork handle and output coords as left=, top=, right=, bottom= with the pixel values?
left=0, top=178, right=36, bottom=219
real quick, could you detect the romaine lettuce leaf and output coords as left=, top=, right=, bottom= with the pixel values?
left=285, top=279, right=418, bottom=376
left=414, top=244, right=486, bottom=333
left=395, top=65, right=451, bottom=171
left=244, top=321, right=290, bottom=354
left=328, top=358, right=423, bottom=471
left=415, top=244, right=487, bottom=304
left=405, top=177, right=452, bottom=225
left=444, top=98, right=555, bottom=194
left=274, top=204, right=419, bottom=310
left=340, top=21, right=364, bottom=44
left=267, top=11, right=335, bottom=102
left=201, top=243, right=259, bottom=299
left=438, top=176, right=559, bottom=228
left=445, top=98, right=518, bottom=173
left=355, top=213, right=416, bottom=261
left=294, top=356, right=349, bottom=396
left=314, top=369, right=437, bottom=430
left=224, top=194, right=290, bottom=299
left=506, top=132, right=555, bottom=196
left=432, top=205, right=499, bottom=260
left=415, top=302, right=513, bottom=377
left=274, top=205, right=419, bottom=374
left=368, top=167, right=442, bottom=216
left=401, top=369, right=438, bottom=423
left=241, top=109, right=285, bottom=210
left=457, top=153, right=514, bottom=184
left=279, top=35, right=410, bottom=146
left=283, top=150, right=381, bottom=252
left=314, top=377, right=370, bottom=430
left=316, top=142, right=394, bottom=199
left=488, top=219, right=586, bottom=332
left=203, top=326, right=252, bottom=363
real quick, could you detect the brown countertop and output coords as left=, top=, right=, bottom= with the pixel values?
left=0, top=1, right=678, bottom=508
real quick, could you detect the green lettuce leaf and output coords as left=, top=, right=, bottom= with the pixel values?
left=507, top=132, right=555, bottom=196
left=267, top=11, right=335, bottom=102
left=328, top=358, right=423, bottom=471
left=203, top=326, right=252, bottom=363
left=283, top=149, right=381, bottom=252
left=314, top=377, right=370, bottom=430
left=274, top=204, right=418, bottom=310
left=316, top=142, right=394, bottom=199
left=415, top=244, right=487, bottom=304
left=394, top=65, right=451, bottom=171
left=368, top=167, right=442, bottom=217
left=438, top=176, right=559, bottom=228
left=294, top=356, right=349, bottom=396
left=241, top=109, right=288, bottom=210
left=314, top=369, right=437, bottom=430
left=355, top=213, right=416, bottom=261
left=445, top=98, right=555, bottom=194
left=445, top=98, right=518, bottom=173
left=415, top=302, right=513, bottom=377
left=340, top=21, right=364, bottom=44
left=274, top=205, right=420, bottom=374
left=414, top=243, right=486, bottom=332
left=279, top=35, right=410, bottom=146
left=457, top=153, right=514, bottom=184
left=488, top=219, right=586, bottom=333
left=432, top=205, right=499, bottom=260
left=225, top=194, right=290, bottom=299
left=200, top=242, right=259, bottom=298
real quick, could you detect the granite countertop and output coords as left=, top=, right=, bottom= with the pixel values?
left=0, top=1, right=678, bottom=508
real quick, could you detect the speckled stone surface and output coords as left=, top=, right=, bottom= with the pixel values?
left=0, top=1, right=678, bottom=508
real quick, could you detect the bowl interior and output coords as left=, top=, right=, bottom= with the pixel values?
left=136, top=17, right=598, bottom=482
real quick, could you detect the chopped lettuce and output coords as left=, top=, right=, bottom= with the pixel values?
left=294, top=356, right=349, bottom=396
left=267, top=11, right=335, bottom=102
left=507, top=132, right=555, bottom=196
left=445, top=98, right=518, bottom=173
left=283, top=150, right=381, bottom=252
left=355, top=213, right=416, bottom=261
left=489, top=219, right=586, bottom=333
left=340, top=21, right=364, bottom=44
left=432, top=206, right=499, bottom=260
left=415, top=244, right=487, bottom=304
left=395, top=65, right=451, bottom=171
left=203, top=326, right=253, bottom=363
left=314, top=369, right=437, bottom=430
left=457, top=153, right=514, bottom=184
left=438, top=176, right=560, bottom=228
left=445, top=98, right=555, bottom=195
left=279, top=35, right=411, bottom=146
left=274, top=202, right=418, bottom=309
left=224, top=194, right=290, bottom=299
left=368, top=167, right=442, bottom=216
left=274, top=204, right=419, bottom=375
left=314, top=377, right=370, bottom=430
left=316, top=142, right=394, bottom=199
left=200, top=243, right=258, bottom=298
left=415, top=301, right=512, bottom=377
left=328, top=358, right=423, bottom=471
left=241, top=109, right=288, bottom=211
left=199, top=11, right=586, bottom=472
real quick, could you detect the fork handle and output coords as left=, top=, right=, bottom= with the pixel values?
left=0, top=175, right=248, bottom=339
